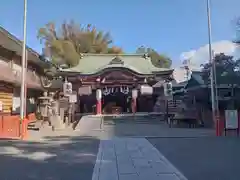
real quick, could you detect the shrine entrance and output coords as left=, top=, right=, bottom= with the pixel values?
left=102, top=86, right=131, bottom=114
left=59, top=55, right=174, bottom=115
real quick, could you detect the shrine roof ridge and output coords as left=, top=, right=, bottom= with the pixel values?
left=60, top=53, right=173, bottom=75
left=80, top=53, right=147, bottom=57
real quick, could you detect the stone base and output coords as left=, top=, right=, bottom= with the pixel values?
left=224, top=129, right=239, bottom=137
left=50, top=115, right=65, bottom=130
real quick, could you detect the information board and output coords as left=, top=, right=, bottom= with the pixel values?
left=63, top=82, right=72, bottom=96
left=69, top=94, right=77, bottom=103
left=225, top=110, right=238, bottom=129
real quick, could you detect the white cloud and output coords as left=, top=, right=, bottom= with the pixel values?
left=180, top=50, right=196, bottom=62
left=173, top=41, right=240, bottom=83
left=180, top=40, right=240, bottom=68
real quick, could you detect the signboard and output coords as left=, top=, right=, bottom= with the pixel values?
left=63, top=81, right=72, bottom=96
left=163, top=82, right=172, bottom=97
left=59, top=98, right=69, bottom=109
left=140, top=85, right=153, bottom=95
left=12, top=97, right=20, bottom=111
left=225, top=110, right=238, bottom=129
left=0, top=101, right=3, bottom=111
left=78, top=86, right=92, bottom=95
left=69, top=94, right=77, bottom=103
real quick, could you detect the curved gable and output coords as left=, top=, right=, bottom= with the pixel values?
left=61, top=54, right=173, bottom=75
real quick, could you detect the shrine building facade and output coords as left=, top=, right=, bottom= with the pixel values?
left=59, top=54, right=173, bottom=115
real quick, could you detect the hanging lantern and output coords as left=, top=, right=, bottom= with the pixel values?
left=63, top=80, right=72, bottom=96
left=144, top=78, right=147, bottom=83
left=140, top=85, right=153, bottom=95
left=96, top=77, right=101, bottom=82
left=132, top=89, right=138, bottom=98
left=96, top=89, right=102, bottom=100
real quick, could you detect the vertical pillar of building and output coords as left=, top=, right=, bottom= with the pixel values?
left=132, top=89, right=138, bottom=114
left=132, top=98, right=137, bottom=114
left=96, top=89, right=102, bottom=115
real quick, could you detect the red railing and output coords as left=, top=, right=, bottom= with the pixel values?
left=0, top=115, right=20, bottom=139
left=0, top=114, right=34, bottom=140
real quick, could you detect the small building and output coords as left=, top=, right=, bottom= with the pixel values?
left=59, top=54, right=173, bottom=114
left=171, top=70, right=240, bottom=127
left=0, top=26, right=47, bottom=115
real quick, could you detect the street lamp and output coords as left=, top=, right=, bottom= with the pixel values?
left=20, top=0, right=27, bottom=121
left=206, top=0, right=220, bottom=136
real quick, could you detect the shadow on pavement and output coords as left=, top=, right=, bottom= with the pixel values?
left=102, top=115, right=215, bottom=138
left=73, top=114, right=215, bottom=138
left=0, top=136, right=99, bottom=180
left=148, top=136, right=240, bottom=180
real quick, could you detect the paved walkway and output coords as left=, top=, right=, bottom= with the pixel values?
left=92, top=138, right=187, bottom=180
left=76, top=116, right=214, bottom=139
left=0, top=136, right=99, bottom=180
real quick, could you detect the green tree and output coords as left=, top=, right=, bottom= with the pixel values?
left=201, top=53, right=240, bottom=108
left=136, top=46, right=172, bottom=68
left=38, top=21, right=123, bottom=67
left=201, top=53, right=240, bottom=85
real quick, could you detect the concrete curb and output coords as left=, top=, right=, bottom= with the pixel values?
left=117, top=135, right=216, bottom=139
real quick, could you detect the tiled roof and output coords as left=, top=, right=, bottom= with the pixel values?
left=191, top=71, right=204, bottom=85
left=61, top=54, right=173, bottom=75
left=0, top=26, right=46, bottom=67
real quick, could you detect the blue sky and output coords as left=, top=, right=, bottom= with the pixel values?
left=0, top=0, right=240, bottom=66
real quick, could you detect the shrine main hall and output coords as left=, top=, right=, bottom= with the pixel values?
left=59, top=54, right=173, bottom=115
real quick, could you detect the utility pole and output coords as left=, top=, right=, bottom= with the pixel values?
left=212, top=50, right=219, bottom=114
left=20, top=0, right=27, bottom=121
left=206, top=0, right=220, bottom=136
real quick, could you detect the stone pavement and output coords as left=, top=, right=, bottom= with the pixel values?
left=0, top=136, right=99, bottom=180
left=76, top=115, right=214, bottom=139
left=149, top=137, right=240, bottom=180
left=92, top=138, right=188, bottom=180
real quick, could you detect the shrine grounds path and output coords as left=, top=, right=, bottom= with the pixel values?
left=0, top=115, right=240, bottom=180
left=0, top=135, right=99, bottom=180
left=148, top=137, right=240, bottom=180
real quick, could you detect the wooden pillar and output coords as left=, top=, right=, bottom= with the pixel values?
left=132, top=98, right=137, bottom=114
left=96, top=89, right=102, bottom=115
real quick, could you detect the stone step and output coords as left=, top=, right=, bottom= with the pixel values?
left=103, top=116, right=165, bottom=124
